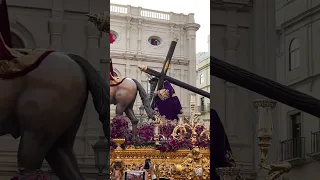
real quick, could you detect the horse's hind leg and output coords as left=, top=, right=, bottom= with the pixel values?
left=45, top=111, right=85, bottom=180
left=18, top=131, right=53, bottom=169
left=46, top=147, right=85, bottom=180
left=125, top=107, right=139, bottom=139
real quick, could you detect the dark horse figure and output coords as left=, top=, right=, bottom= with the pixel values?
left=0, top=52, right=110, bottom=180
left=0, top=1, right=109, bottom=179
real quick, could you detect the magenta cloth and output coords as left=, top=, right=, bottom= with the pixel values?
left=154, top=80, right=182, bottom=121
left=110, top=32, right=115, bottom=43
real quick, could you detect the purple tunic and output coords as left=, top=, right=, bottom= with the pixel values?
left=154, top=80, right=182, bottom=121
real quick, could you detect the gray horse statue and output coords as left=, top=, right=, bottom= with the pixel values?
left=0, top=1, right=109, bottom=179
left=94, top=13, right=154, bottom=138
left=110, top=70, right=154, bottom=138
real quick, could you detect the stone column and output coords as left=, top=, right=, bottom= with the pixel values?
left=84, top=23, right=102, bottom=137
left=222, top=25, right=240, bottom=139
left=252, top=1, right=277, bottom=178
left=169, top=23, right=175, bottom=40
left=185, top=13, right=200, bottom=112
left=48, top=0, right=65, bottom=51
left=137, top=18, right=143, bottom=55
left=126, top=17, right=132, bottom=53
left=179, top=25, right=185, bottom=58
left=185, top=13, right=200, bottom=87
left=252, top=0, right=276, bottom=80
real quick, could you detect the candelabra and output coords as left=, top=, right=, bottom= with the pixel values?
left=253, top=99, right=291, bottom=180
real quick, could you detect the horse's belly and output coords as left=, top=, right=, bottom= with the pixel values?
left=17, top=52, right=87, bottom=131
left=0, top=78, right=24, bottom=133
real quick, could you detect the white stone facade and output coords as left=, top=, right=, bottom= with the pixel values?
left=275, top=0, right=320, bottom=179
left=196, top=35, right=210, bottom=129
left=211, top=0, right=277, bottom=179
left=110, top=3, right=200, bottom=119
left=0, top=1, right=199, bottom=179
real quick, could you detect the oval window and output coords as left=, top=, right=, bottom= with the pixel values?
left=148, top=37, right=161, bottom=46
left=111, top=31, right=118, bottom=40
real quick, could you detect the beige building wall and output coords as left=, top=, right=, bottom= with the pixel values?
left=211, top=0, right=277, bottom=179
left=275, top=0, right=320, bottom=179
left=110, top=3, right=200, bottom=120
left=0, top=1, right=199, bottom=179
left=196, top=35, right=210, bottom=129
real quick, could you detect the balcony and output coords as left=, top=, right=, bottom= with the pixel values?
left=110, top=4, right=171, bottom=21
left=197, top=104, right=210, bottom=114
left=280, top=137, right=305, bottom=165
left=308, top=131, right=320, bottom=160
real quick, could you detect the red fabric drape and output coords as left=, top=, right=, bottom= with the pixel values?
left=0, top=0, right=12, bottom=47
left=0, top=0, right=14, bottom=60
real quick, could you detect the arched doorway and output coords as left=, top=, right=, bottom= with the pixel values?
left=10, top=32, right=25, bottom=48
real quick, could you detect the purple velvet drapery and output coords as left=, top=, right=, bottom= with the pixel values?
left=154, top=80, right=182, bottom=121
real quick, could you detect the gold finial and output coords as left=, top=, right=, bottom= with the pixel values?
left=172, top=37, right=178, bottom=42
left=138, top=65, right=147, bottom=72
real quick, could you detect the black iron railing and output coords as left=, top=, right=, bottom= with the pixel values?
left=311, top=131, right=320, bottom=154
left=280, top=137, right=305, bottom=161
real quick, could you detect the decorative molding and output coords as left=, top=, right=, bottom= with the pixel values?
left=253, top=99, right=277, bottom=109
left=211, top=0, right=253, bottom=11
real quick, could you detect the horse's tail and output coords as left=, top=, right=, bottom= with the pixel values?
left=132, top=79, right=154, bottom=119
left=67, top=54, right=109, bottom=135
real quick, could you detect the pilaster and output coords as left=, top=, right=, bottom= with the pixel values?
left=185, top=13, right=200, bottom=93
left=126, top=17, right=132, bottom=53
left=48, top=0, right=65, bottom=51
left=84, top=22, right=102, bottom=138
left=252, top=0, right=276, bottom=80
left=222, top=25, right=240, bottom=139
left=137, top=18, right=143, bottom=55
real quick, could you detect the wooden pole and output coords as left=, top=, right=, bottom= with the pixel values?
left=211, top=56, right=320, bottom=118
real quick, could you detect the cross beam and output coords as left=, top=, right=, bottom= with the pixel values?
left=151, top=38, right=178, bottom=107
left=211, top=56, right=320, bottom=118
left=139, top=65, right=210, bottom=98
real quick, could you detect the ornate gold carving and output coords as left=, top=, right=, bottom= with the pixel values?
left=110, top=148, right=210, bottom=180
left=112, top=138, right=125, bottom=151
left=0, top=49, right=48, bottom=76
left=174, top=147, right=210, bottom=179
left=110, top=76, right=125, bottom=86
left=138, top=65, right=147, bottom=72
left=111, top=95, right=210, bottom=180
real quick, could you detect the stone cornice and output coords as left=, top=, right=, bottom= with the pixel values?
left=185, top=23, right=201, bottom=31
left=110, top=52, right=189, bottom=65
left=110, top=14, right=188, bottom=26
left=280, top=4, right=320, bottom=29
left=211, top=0, right=252, bottom=12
